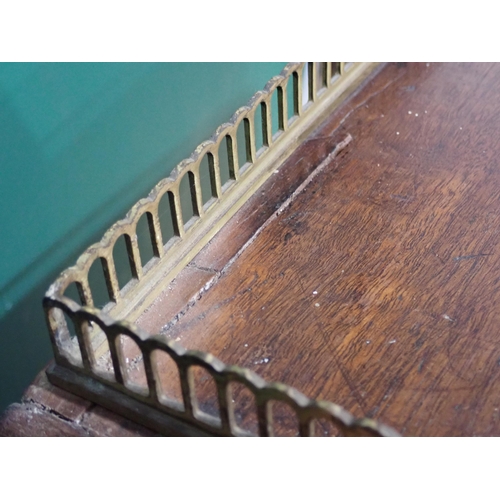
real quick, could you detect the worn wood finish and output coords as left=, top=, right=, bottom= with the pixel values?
left=135, top=123, right=355, bottom=335
left=136, top=62, right=500, bottom=436
left=0, top=370, right=159, bottom=436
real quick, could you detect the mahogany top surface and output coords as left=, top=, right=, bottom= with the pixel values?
left=140, top=62, right=500, bottom=436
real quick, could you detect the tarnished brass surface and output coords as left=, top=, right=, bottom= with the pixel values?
left=44, top=62, right=398, bottom=436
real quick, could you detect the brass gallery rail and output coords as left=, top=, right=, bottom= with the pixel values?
left=44, top=62, right=398, bottom=436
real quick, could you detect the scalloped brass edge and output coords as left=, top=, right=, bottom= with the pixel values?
left=44, top=294, right=398, bottom=436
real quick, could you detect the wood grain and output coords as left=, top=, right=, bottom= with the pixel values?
left=138, top=62, right=500, bottom=436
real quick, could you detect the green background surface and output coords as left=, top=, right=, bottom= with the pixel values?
left=0, top=62, right=286, bottom=413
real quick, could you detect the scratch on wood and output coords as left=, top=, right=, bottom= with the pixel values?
left=187, top=262, right=218, bottom=273
left=453, top=253, right=492, bottom=262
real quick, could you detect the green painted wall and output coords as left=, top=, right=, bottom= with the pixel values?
left=0, top=62, right=286, bottom=412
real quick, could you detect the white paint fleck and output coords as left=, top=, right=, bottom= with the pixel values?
left=408, top=111, right=412, bottom=115
left=443, top=314, right=454, bottom=322
left=415, top=113, right=419, bottom=117
left=315, top=303, right=320, bottom=307
left=388, top=340, right=396, bottom=344
left=366, top=340, right=371, bottom=344
left=244, top=343, right=248, bottom=347
left=274, top=170, right=279, bottom=174
left=126, top=358, right=129, bottom=363
left=460, top=127, right=463, bottom=130
left=396, top=131, right=400, bottom=135
left=254, top=357, right=270, bottom=365
left=312, top=290, right=318, bottom=295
